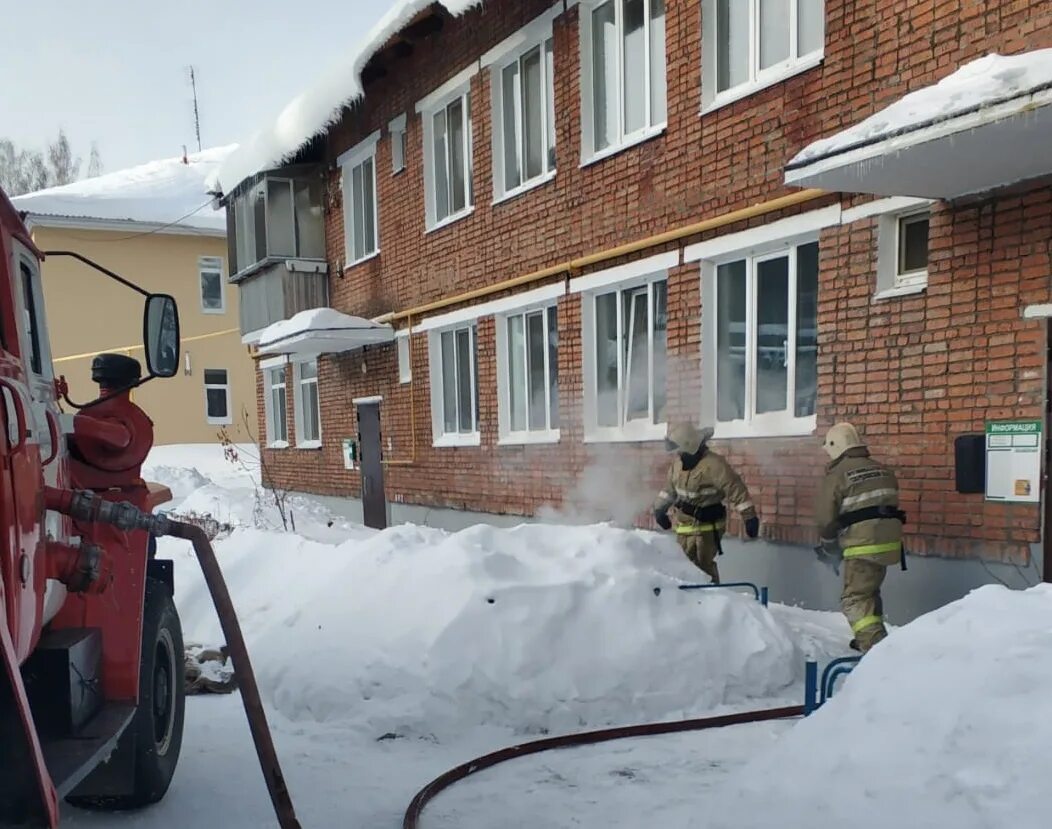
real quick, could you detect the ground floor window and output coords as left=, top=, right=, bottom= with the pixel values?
left=588, top=279, right=668, bottom=437
left=264, top=364, right=288, bottom=447
left=498, top=305, right=558, bottom=441
left=712, top=240, right=818, bottom=434
left=204, top=368, right=231, bottom=425
left=430, top=323, right=480, bottom=444
left=294, top=359, right=322, bottom=447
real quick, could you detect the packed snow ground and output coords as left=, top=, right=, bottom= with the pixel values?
left=62, top=445, right=1049, bottom=828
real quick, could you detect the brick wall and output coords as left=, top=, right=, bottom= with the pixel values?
left=256, top=0, right=1052, bottom=563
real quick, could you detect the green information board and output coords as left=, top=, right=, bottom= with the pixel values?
left=985, top=420, right=1042, bottom=503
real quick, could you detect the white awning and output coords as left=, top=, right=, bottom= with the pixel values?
left=257, top=308, right=394, bottom=356
left=785, top=50, right=1052, bottom=200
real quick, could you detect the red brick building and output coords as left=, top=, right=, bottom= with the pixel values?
left=212, top=0, right=1052, bottom=582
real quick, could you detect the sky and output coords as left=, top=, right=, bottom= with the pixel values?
left=0, top=0, right=388, bottom=174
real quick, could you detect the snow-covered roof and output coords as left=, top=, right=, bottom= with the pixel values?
left=257, top=307, right=394, bottom=355
left=12, top=145, right=237, bottom=235
left=789, top=49, right=1052, bottom=168
left=209, top=0, right=483, bottom=195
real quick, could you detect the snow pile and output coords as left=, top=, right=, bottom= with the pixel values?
left=791, top=48, right=1052, bottom=165
left=210, top=0, right=483, bottom=193
left=256, top=307, right=394, bottom=354
left=706, top=584, right=1052, bottom=829
left=12, top=145, right=236, bottom=232
left=166, top=523, right=801, bottom=739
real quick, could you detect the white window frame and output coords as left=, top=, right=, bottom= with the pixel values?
left=338, top=131, right=381, bottom=268
left=292, top=357, right=322, bottom=449
left=389, top=114, right=407, bottom=175
left=417, top=65, right=477, bottom=232
left=484, top=8, right=558, bottom=203
left=573, top=253, right=674, bottom=443
left=198, top=256, right=225, bottom=314
left=262, top=357, right=289, bottom=449
left=428, top=322, right=481, bottom=447
left=699, top=232, right=820, bottom=440
left=495, top=301, right=560, bottom=445
left=701, top=0, right=825, bottom=113
left=203, top=368, right=232, bottom=426
left=578, top=0, right=668, bottom=166
left=397, top=332, right=413, bottom=384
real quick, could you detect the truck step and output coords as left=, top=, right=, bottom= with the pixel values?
left=42, top=702, right=136, bottom=798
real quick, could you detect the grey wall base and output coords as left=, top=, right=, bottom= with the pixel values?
left=296, top=491, right=1045, bottom=625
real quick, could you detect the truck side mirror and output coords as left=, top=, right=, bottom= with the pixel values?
left=143, top=294, right=180, bottom=379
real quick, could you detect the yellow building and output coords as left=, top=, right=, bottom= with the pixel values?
left=12, top=146, right=254, bottom=445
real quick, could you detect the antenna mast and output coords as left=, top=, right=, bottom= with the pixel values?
left=189, top=66, right=202, bottom=152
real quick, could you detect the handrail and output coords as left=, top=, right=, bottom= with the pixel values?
left=804, top=656, right=861, bottom=715
left=678, top=581, right=769, bottom=606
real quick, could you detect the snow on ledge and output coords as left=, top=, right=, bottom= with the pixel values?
left=257, top=308, right=394, bottom=355
left=788, top=49, right=1052, bottom=168
left=209, top=0, right=484, bottom=195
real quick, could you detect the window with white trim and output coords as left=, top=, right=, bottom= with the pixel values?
left=702, top=0, right=824, bottom=108
left=498, top=305, right=559, bottom=441
left=264, top=364, right=288, bottom=447
left=204, top=369, right=231, bottom=424
left=875, top=207, right=930, bottom=295
left=199, top=256, right=225, bottom=313
left=390, top=114, right=407, bottom=174
left=709, top=240, right=818, bottom=434
left=293, top=359, right=322, bottom=447
left=340, top=134, right=379, bottom=266
left=421, top=88, right=473, bottom=228
left=492, top=35, right=556, bottom=200
left=585, top=278, right=667, bottom=438
left=580, top=0, right=667, bottom=160
left=431, top=324, right=479, bottom=441
left=397, top=335, right=412, bottom=384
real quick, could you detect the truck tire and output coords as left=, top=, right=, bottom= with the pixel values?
left=69, top=577, right=185, bottom=810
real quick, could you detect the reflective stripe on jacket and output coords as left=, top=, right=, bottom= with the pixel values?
left=654, top=449, right=755, bottom=532
left=816, top=447, right=902, bottom=565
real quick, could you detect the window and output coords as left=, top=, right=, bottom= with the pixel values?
left=493, top=37, right=556, bottom=200
left=390, top=114, right=407, bottom=174
left=228, top=173, right=325, bottom=277
left=19, top=259, right=43, bottom=376
left=199, top=256, right=225, bottom=313
left=703, top=0, right=824, bottom=108
left=585, top=279, right=667, bottom=438
left=204, top=369, right=231, bottom=424
left=709, top=240, right=818, bottom=435
left=580, top=0, right=667, bottom=160
left=293, top=359, right=322, bottom=447
left=397, top=335, right=412, bottom=384
left=430, top=324, right=479, bottom=444
left=339, top=133, right=380, bottom=266
left=498, top=306, right=559, bottom=441
left=875, top=207, right=930, bottom=296
left=421, top=85, right=474, bottom=229
left=264, top=364, right=288, bottom=447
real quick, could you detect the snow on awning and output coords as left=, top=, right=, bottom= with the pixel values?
left=257, top=308, right=394, bottom=356
left=785, top=50, right=1052, bottom=200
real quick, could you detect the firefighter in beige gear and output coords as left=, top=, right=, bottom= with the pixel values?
left=816, top=422, right=907, bottom=654
left=653, top=422, right=759, bottom=584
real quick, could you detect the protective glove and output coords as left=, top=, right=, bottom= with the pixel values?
left=814, top=540, right=842, bottom=577
left=744, top=516, right=760, bottom=539
left=653, top=507, right=672, bottom=531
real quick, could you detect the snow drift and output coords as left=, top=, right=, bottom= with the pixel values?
left=706, top=584, right=1052, bottom=829
left=164, top=523, right=801, bottom=740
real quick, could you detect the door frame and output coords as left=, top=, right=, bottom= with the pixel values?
left=354, top=397, right=388, bottom=530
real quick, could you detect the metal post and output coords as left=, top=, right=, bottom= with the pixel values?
left=804, top=661, right=818, bottom=715
left=760, top=586, right=769, bottom=606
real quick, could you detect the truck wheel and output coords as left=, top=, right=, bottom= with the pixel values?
left=69, top=577, right=185, bottom=810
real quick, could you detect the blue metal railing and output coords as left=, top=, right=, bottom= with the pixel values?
left=678, top=582, right=769, bottom=606
left=804, top=656, right=861, bottom=714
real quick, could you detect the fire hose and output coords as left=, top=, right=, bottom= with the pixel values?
left=402, top=704, right=804, bottom=829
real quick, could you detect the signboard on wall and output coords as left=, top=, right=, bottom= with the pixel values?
left=342, top=439, right=358, bottom=471
left=985, top=420, right=1042, bottom=503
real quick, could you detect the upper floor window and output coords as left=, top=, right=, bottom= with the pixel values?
left=708, top=240, right=818, bottom=436
left=199, top=256, right=225, bottom=314
left=580, top=0, right=667, bottom=162
left=418, top=67, right=477, bottom=230
left=389, top=114, right=407, bottom=174
left=339, top=131, right=380, bottom=267
left=228, top=171, right=325, bottom=278
left=703, top=0, right=824, bottom=109
left=491, top=33, right=556, bottom=201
